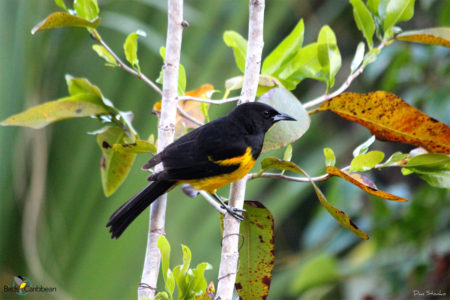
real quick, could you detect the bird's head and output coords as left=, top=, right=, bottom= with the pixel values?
left=230, top=102, right=296, bottom=133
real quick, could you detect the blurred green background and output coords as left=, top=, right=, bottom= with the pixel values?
left=1, top=0, right=449, bottom=299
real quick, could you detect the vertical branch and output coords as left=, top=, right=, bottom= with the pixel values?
left=215, top=1, right=265, bottom=299
left=138, top=0, right=184, bottom=298
left=239, top=0, right=265, bottom=104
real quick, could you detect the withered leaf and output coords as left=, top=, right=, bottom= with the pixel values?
left=396, top=27, right=450, bottom=48
left=153, top=84, right=213, bottom=139
left=235, top=201, right=275, bottom=300
left=318, top=91, right=450, bottom=154
left=326, top=166, right=407, bottom=202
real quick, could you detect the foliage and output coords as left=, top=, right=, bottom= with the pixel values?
left=235, top=201, right=275, bottom=300
left=155, top=236, right=212, bottom=300
left=0, top=0, right=449, bottom=299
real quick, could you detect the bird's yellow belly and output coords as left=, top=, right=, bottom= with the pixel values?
left=180, top=147, right=255, bottom=194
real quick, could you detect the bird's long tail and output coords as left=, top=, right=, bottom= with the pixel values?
left=107, top=180, right=175, bottom=238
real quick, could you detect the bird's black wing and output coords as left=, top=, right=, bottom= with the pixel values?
left=148, top=118, right=248, bottom=181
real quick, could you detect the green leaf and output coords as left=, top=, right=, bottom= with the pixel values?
left=178, top=64, right=187, bottom=96
left=235, top=201, right=274, bottom=300
left=54, top=0, right=68, bottom=11
left=124, top=31, right=146, bottom=72
left=65, top=75, right=103, bottom=102
left=350, top=151, right=385, bottom=171
left=157, top=236, right=171, bottom=285
left=323, top=147, right=336, bottom=167
left=378, top=151, right=409, bottom=167
left=317, top=25, right=342, bottom=89
left=289, top=254, right=339, bottom=295
left=155, top=291, right=169, bottom=300
left=362, top=47, right=380, bottom=66
left=350, top=0, right=376, bottom=48
left=74, top=0, right=99, bottom=21
left=223, top=31, right=248, bottom=73
left=0, top=95, right=108, bottom=129
left=404, top=168, right=450, bottom=188
left=262, top=19, right=304, bottom=75
left=178, top=245, right=192, bottom=297
left=165, top=269, right=175, bottom=300
left=278, top=43, right=325, bottom=86
left=258, top=88, right=310, bottom=153
left=97, top=126, right=136, bottom=196
left=383, top=0, right=415, bottom=31
left=92, top=45, right=118, bottom=67
left=259, top=157, right=304, bottom=175
left=351, top=42, right=365, bottom=73
left=189, top=263, right=212, bottom=297
left=111, top=140, right=157, bottom=154
left=396, top=27, right=450, bottom=48
left=353, top=135, right=376, bottom=157
left=378, top=0, right=389, bottom=18
left=405, top=153, right=450, bottom=169
left=283, top=144, right=293, bottom=162
left=200, top=102, right=210, bottom=123
left=31, top=12, right=100, bottom=34
left=65, top=75, right=136, bottom=138
left=367, top=0, right=380, bottom=15
left=401, top=154, right=450, bottom=188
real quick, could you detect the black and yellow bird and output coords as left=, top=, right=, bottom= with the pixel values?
left=107, top=102, right=295, bottom=238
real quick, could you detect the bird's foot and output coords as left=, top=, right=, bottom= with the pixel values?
left=220, top=204, right=245, bottom=221
left=212, top=193, right=245, bottom=221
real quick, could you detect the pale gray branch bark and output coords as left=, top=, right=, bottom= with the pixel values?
left=215, top=1, right=265, bottom=299
left=138, top=0, right=184, bottom=298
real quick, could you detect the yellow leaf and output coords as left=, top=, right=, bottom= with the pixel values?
left=318, top=91, right=450, bottom=154
left=396, top=27, right=450, bottom=48
left=326, top=166, right=407, bottom=202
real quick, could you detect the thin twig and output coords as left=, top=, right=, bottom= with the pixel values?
left=248, top=159, right=405, bottom=184
left=215, top=0, right=265, bottom=299
left=199, top=191, right=227, bottom=215
left=178, top=95, right=240, bottom=104
left=177, top=104, right=205, bottom=126
left=138, top=0, right=184, bottom=298
left=303, top=43, right=386, bottom=109
left=248, top=172, right=330, bottom=182
left=93, top=30, right=163, bottom=96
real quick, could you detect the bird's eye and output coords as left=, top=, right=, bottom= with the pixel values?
left=263, top=110, right=271, bottom=118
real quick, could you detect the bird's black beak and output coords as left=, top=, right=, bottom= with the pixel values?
left=273, top=112, right=296, bottom=122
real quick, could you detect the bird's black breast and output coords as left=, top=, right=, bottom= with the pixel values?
left=146, top=111, right=267, bottom=182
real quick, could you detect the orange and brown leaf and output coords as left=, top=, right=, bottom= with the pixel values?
left=185, top=83, right=214, bottom=98
left=235, top=201, right=275, bottom=300
left=152, top=84, right=214, bottom=138
left=326, top=166, right=408, bottom=202
left=396, top=27, right=450, bottom=48
left=318, top=91, right=450, bottom=154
